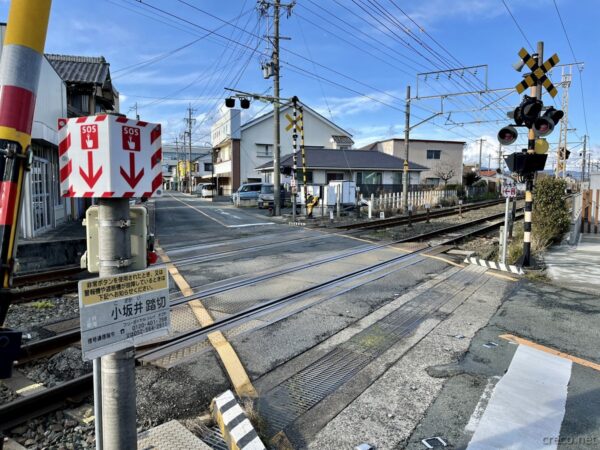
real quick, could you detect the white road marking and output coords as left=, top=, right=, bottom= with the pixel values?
left=467, top=345, right=572, bottom=450
left=226, top=222, right=275, bottom=228
left=464, top=376, right=501, bottom=435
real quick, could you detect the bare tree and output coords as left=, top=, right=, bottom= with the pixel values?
left=434, top=163, right=456, bottom=186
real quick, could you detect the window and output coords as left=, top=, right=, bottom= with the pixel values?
left=326, top=172, right=344, bottom=183
left=70, top=94, right=90, bottom=113
left=256, top=144, right=273, bottom=157
left=427, top=150, right=441, bottom=160
left=296, top=170, right=313, bottom=184
left=356, top=171, right=382, bottom=185
left=204, top=162, right=213, bottom=172
left=425, top=177, right=440, bottom=186
left=391, top=172, right=403, bottom=185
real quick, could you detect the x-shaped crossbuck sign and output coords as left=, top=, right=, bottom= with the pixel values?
left=515, top=47, right=560, bottom=98
left=285, top=112, right=302, bottom=132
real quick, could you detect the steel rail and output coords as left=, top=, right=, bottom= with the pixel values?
left=140, top=211, right=519, bottom=360
left=0, top=210, right=522, bottom=429
left=338, top=197, right=516, bottom=230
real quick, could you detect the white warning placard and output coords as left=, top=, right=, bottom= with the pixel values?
left=78, top=266, right=170, bottom=360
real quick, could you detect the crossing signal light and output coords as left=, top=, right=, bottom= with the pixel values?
left=498, top=126, right=518, bottom=146
left=558, top=146, right=571, bottom=160
left=533, top=107, right=564, bottom=137
left=225, top=97, right=235, bottom=108
left=513, top=95, right=543, bottom=128
left=504, top=151, right=548, bottom=175
left=534, top=138, right=549, bottom=154
left=240, top=98, right=250, bottom=109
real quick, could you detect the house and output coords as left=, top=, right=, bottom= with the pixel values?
left=162, top=145, right=212, bottom=191
left=361, top=138, right=465, bottom=186
left=256, top=148, right=427, bottom=195
left=46, top=54, right=119, bottom=117
left=210, top=102, right=354, bottom=196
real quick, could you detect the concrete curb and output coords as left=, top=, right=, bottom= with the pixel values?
left=211, top=390, right=265, bottom=450
left=463, top=256, right=524, bottom=275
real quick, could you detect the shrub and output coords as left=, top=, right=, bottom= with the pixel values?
left=532, top=177, right=570, bottom=248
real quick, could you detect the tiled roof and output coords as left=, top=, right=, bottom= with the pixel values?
left=480, top=170, right=498, bottom=177
left=256, top=148, right=428, bottom=171
left=46, top=54, right=110, bottom=85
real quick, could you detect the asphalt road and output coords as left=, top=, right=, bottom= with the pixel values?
left=141, top=192, right=600, bottom=450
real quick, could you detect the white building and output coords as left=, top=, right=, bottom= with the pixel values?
left=256, top=148, right=427, bottom=195
left=362, top=138, right=465, bottom=186
left=162, top=145, right=212, bottom=191
left=211, top=102, right=354, bottom=196
left=0, top=24, right=70, bottom=238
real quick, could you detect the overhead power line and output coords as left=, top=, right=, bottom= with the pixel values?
left=501, top=0, right=534, bottom=51
left=552, top=0, right=589, bottom=137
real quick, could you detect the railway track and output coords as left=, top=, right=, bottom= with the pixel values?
left=9, top=266, right=88, bottom=304
left=337, top=197, right=519, bottom=230
left=0, top=209, right=520, bottom=430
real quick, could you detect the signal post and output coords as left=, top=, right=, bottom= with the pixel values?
left=498, top=41, right=562, bottom=267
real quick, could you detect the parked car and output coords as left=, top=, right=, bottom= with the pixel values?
left=194, top=183, right=214, bottom=198
left=232, top=182, right=263, bottom=205
left=258, top=184, right=287, bottom=208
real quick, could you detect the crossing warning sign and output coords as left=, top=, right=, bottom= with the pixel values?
left=515, top=48, right=560, bottom=98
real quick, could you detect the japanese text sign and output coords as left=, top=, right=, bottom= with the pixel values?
left=58, top=114, right=163, bottom=198
left=78, top=266, right=170, bottom=360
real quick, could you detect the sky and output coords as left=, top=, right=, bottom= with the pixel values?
left=1, top=0, right=597, bottom=171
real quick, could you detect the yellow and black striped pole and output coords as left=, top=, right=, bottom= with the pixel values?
left=522, top=42, right=543, bottom=267
left=0, top=0, right=52, bottom=325
left=291, top=96, right=299, bottom=221
left=298, top=104, right=308, bottom=211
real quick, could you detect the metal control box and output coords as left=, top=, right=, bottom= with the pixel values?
left=82, top=205, right=148, bottom=273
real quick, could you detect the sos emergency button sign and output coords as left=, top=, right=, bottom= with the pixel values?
left=58, top=115, right=163, bottom=198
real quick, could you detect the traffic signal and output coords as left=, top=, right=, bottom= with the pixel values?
left=498, top=126, right=518, bottom=145
left=533, top=107, right=564, bottom=137
left=512, top=95, right=543, bottom=128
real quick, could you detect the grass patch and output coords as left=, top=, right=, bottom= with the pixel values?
left=30, top=300, right=54, bottom=309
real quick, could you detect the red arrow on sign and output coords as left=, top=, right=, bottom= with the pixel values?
left=79, top=152, right=103, bottom=188
left=120, top=152, right=145, bottom=189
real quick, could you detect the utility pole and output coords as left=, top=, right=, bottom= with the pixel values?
left=402, top=85, right=410, bottom=213
left=174, top=137, right=180, bottom=191
left=99, top=198, right=136, bottom=449
left=181, top=132, right=187, bottom=192
left=272, top=0, right=282, bottom=215
left=488, top=153, right=491, bottom=171
left=185, top=105, right=196, bottom=194
left=558, top=67, right=571, bottom=179
left=476, top=138, right=486, bottom=175
left=498, top=142, right=503, bottom=172
left=130, top=102, right=140, bottom=120
left=581, top=134, right=587, bottom=182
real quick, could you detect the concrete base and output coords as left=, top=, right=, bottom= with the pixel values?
left=137, top=420, right=211, bottom=450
